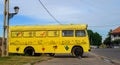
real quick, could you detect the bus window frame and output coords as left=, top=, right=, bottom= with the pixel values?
left=11, top=31, right=23, bottom=38
left=35, top=30, right=47, bottom=38
left=75, top=30, right=86, bottom=37
left=62, top=30, right=74, bottom=37
left=23, top=31, right=35, bottom=38
left=47, top=30, right=60, bottom=37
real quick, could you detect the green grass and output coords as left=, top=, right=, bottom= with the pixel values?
left=0, top=55, right=52, bottom=65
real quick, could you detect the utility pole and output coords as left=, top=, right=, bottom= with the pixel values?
left=6, top=0, right=9, bottom=56
left=1, top=0, right=9, bottom=57
left=1, top=0, right=19, bottom=57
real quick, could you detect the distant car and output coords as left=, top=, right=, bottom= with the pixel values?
left=113, top=46, right=120, bottom=48
left=90, top=46, right=97, bottom=49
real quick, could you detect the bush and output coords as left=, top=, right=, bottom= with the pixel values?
left=112, top=39, right=120, bottom=44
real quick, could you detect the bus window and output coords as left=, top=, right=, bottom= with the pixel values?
left=35, top=31, right=46, bottom=37
left=62, top=30, right=74, bottom=37
left=23, top=31, right=34, bottom=37
left=11, top=31, right=23, bottom=37
left=48, top=30, right=59, bottom=37
left=75, top=30, right=86, bottom=37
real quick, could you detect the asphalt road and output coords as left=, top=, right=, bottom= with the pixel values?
left=25, top=53, right=114, bottom=65
left=24, top=48, right=120, bottom=65
left=91, top=48, right=120, bottom=64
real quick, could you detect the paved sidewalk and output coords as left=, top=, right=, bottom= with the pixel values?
left=24, top=53, right=115, bottom=65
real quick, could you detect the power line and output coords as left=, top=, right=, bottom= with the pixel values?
left=38, top=0, right=62, bottom=25
left=88, top=24, right=120, bottom=28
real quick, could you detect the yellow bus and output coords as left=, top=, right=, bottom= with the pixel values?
left=9, top=24, right=90, bottom=57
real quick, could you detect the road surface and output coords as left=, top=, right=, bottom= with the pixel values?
left=24, top=53, right=114, bottom=65
left=91, top=48, right=120, bottom=64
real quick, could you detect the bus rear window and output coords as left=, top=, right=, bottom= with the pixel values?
left=62, top=30, right=73, bottom=37
left=75, top=30, right=86, bottom=37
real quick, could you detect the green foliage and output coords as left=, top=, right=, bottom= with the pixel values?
left=103, top=36, right=111, bottom=45
left=0, top=56, right=52, bottom=65
left=99, top=43, right=107, bottom=48
left=103, top=30, right=112, bottom=46
left=87, top=30, right=94, bottom=45
left=93, top=32, right=102, bottom=46
left=0, top=57, right=11, bottom=61
left=112, top=39, right=120, bottom=44
left=87, top=30, right=102, bottom=46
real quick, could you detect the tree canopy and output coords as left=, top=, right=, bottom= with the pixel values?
left=103, top=30, right=112, bottom=47
left=87, top=30, right=102, bottom=46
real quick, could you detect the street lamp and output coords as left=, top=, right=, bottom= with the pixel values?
left=1, top=0, right=19, bottom=57
left=9, top=6, right=19, bottom=19
left=14, top=6, right=19, bottom=13
left=7, top=6, right=19, bottom=56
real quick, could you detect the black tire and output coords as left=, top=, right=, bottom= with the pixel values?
left=72, top=47, right=83, bottom=57
left=24, top=47, right=35, bottom=56
left=48, top=53, right=55, bottom=56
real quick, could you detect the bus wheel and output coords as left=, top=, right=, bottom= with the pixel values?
left=24, top=47, right=35, bottom=56
left=48, top=53, right=55, bottom=56
left=72, top=47, right=83, bottom=57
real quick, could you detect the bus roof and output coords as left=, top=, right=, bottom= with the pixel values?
left=10, top=24, right=88, bottom=31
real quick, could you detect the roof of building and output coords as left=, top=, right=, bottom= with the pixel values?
left=111, top=26, right=120, bottom=34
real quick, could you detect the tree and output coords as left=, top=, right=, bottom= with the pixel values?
left=111, top=39, right=120, bottom=45
left=103, top=30, right=112, bottom=47
left=92, top=32, right=102, bottom=46
left=87, top=30, right=102, bottom=46
left=103, top=36, right=111, bottom=46
left=87, top=30, right=94, bottom=45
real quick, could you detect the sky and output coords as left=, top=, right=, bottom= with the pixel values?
left=0, top=0, right=120, bottom=40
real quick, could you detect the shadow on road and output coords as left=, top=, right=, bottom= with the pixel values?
left=53, top=54, right=91, bottom=58
left=54, top=55, right=76, bottom=58
left=53, top=53, right=96, bottom=59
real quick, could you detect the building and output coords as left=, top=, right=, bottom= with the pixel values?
left=111, top=26, right=120, bottom=48
left=111, top=26, right=120, bottom=41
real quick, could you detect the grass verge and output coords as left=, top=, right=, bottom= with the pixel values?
left=0, top=55, right=52, bottom=65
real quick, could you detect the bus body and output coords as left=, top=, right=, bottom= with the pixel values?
left=8, top=24, right=90, bottom=56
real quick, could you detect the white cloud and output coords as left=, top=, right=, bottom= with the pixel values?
left=1, top=0, right=120, bottom=25
left=9, top=0, right=85, bottom=23
left=0, top=0, right=120, bottom=38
